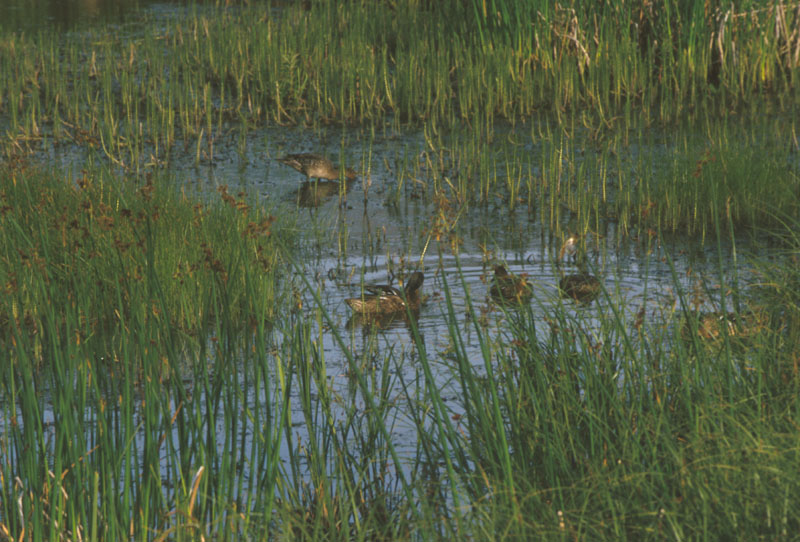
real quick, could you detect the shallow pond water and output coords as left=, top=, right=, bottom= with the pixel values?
left=7, top=103, right=770, bottom=492
left=3, top=108, right=768, bottom=510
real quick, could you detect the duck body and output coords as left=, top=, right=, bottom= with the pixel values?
left=490, top=265, right=533, bottom=305
left=345, top=272, right=424, bottom=316
left=557, top=236, right=602, bottom=304
left=277, top=153, right=357, bottom=181
left=559, top=273, right=601, bottom=304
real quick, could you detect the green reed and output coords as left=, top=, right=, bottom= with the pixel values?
left=1, top=263, right=286, bottom=539
left=2, top=176, right=799, bottom=539
left=2, top=1, right=798, bottom=158
left=417, top=244, right=800, bottom=539
left=0, top=163, right=286, bottom=350
left=1, top=2, right=798, bottom=240
left=1, top=1, right=800, bottom=537
left=0, top=163, right=287, bottom=538
left=404, top=111, right=799, bottom=241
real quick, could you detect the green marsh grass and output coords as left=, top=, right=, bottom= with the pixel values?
left=1, top=0, right=798, bottom=152
left=2, top=0, right=800, bottom=538
left=2, top=171, right=799, bottom=538
left=419, top=253, right=800, bottom=539
left=0, top=163, right=291, bottom=538
left=1, top=2, right=799, bottom=238
left=411, top=113, right=799, bottom=242
left=0, top=162, right=286, bottom=355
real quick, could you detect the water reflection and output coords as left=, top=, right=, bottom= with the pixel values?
left=293, top=179, right=350, bottom=208
left=346, top=310, right=420, bottom=332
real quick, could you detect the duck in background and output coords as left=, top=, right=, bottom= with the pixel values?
left=277, top=153, right=357, bottom=182
left=489, top=265, right=533, bottom=305
left=557, top=236, right=602, bottom=304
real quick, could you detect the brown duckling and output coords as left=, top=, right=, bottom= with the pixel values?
left=345, top=272, right=425, bottom=316
left=489, top=265, right=533, bottom=305
left=277, top=153, right=357, bottom=182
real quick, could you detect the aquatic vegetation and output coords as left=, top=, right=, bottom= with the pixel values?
left=0, top=2, right=797, bottom=237
left=0, top=162, right=287, bottom=348
left=0, top=0, right=797, bottom=147
left=2, top=184, right=799, bottom=539
left=680, top=309, right=768, bottom=343
left=0, top=1, right=799, bottom=540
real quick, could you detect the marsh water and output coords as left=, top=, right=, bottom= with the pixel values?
left=1, top=0, right=779, bottom=507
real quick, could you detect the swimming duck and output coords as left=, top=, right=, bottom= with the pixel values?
left=557, top=236, right=602, bottom=304
left=558, top=272, right=602, bottom=304
left=277, top=153, right=357, bottom=182
left=345, top=272, right=425, bottom=316
left=489, top=265, right=533, bottom=305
